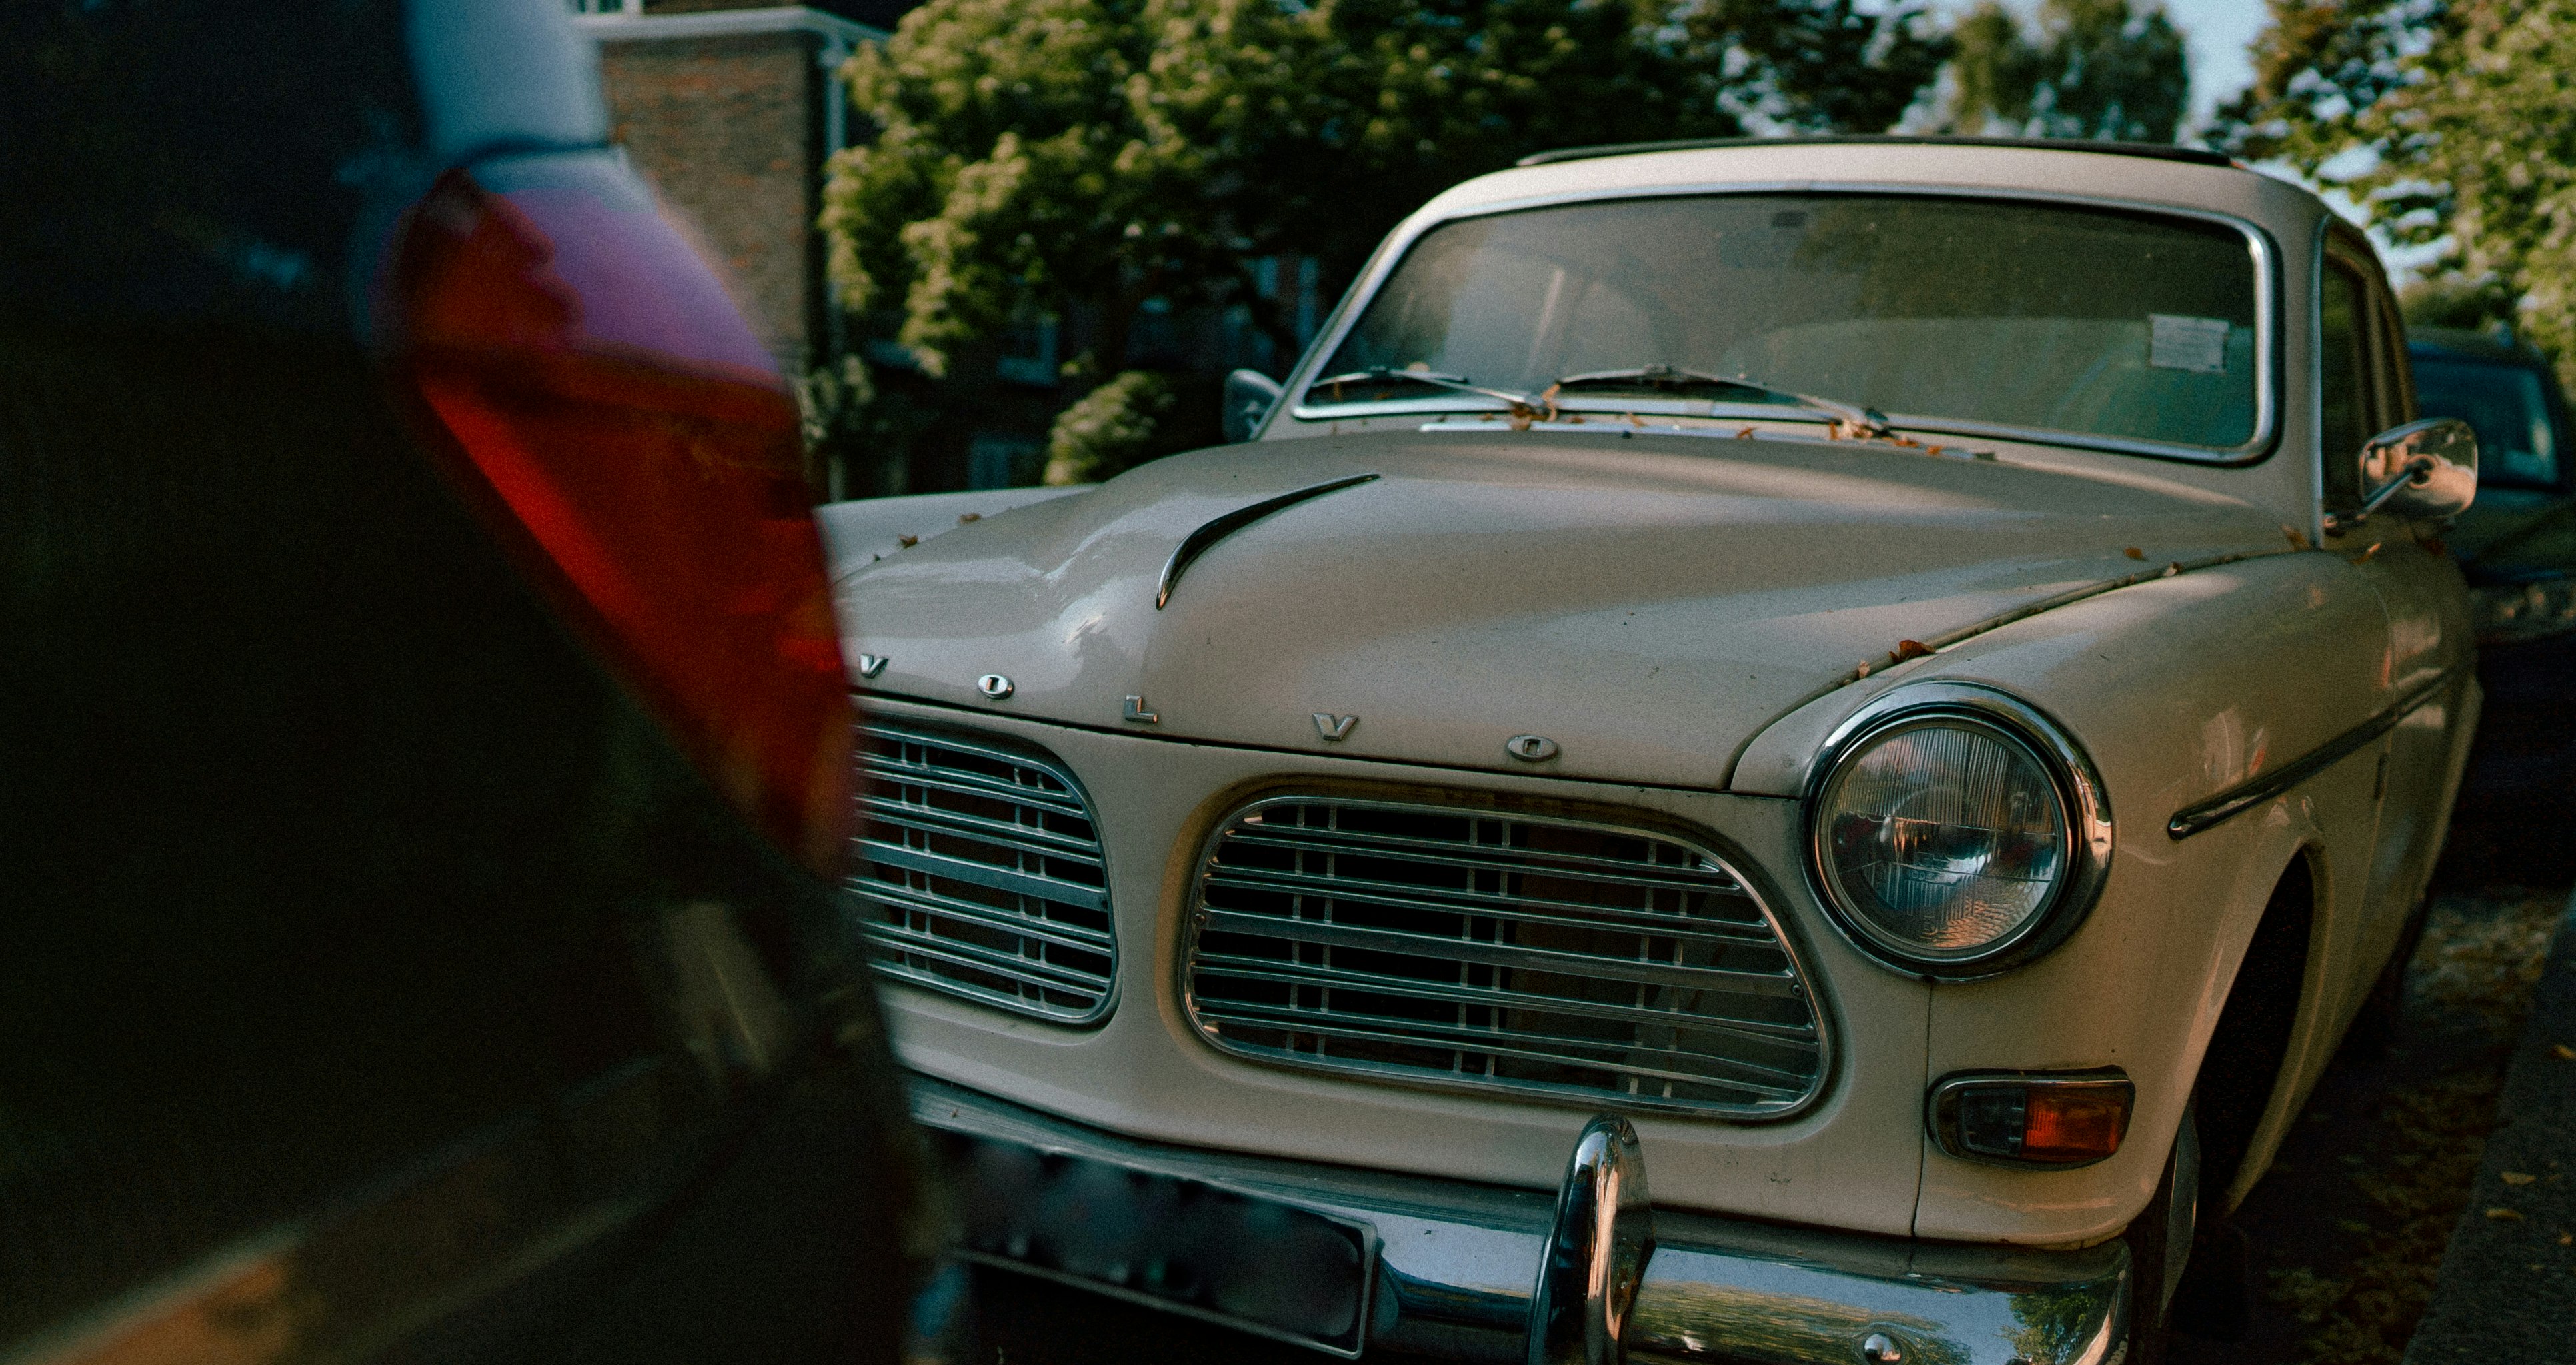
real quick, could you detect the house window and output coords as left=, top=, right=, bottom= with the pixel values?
left=995, top=316, right=1060, bottom=387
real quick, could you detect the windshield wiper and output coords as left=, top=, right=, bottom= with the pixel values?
left=1310, top=366, right=1537, bottom=408
left=1548, top=365, right=1890, bottom=437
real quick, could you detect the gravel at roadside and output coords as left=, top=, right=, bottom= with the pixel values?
left=2401, top=888, right=2576, bottom=1362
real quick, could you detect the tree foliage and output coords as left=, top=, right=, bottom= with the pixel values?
left=816, top=0, right=2129, bottom=487
left=2215, top=1, right=2576, bottom=375
left=1943, top=0, right=2187, bottom=142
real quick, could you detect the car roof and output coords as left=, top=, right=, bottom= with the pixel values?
left=1518, top=134, right=2237, bottom=170
left=1415, top=136, right=2325, bottom=245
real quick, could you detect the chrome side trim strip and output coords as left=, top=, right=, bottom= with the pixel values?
left=2165, top=673, right=2457, bottom=840
left=1155, top=473, right=1380, bottom=609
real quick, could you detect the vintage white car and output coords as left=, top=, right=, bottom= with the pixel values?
left=821, top=137, right=2481, bottom=1365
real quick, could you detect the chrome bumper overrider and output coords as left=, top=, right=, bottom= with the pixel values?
left=910, top=1075, right=2131, bottom=1365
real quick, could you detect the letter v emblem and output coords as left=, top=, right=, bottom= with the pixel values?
left=1313, top=713, right=1358, bottom=742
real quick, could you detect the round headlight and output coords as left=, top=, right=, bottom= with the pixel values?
left=1808, top=690, right=2110, bottom=977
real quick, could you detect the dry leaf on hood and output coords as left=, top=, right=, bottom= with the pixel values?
left=2124, top=547, right=2145, bottom=560
left=897, top=534, right=920, bottom=548
left=2283, top=525, right=2313, bottom=551
left=1894, top=639, right=1934, bottom=661
left=958, top=512, right=981, bottom=524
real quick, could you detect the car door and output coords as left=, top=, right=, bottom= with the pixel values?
left=2323, top=229, right=2477, bottom=976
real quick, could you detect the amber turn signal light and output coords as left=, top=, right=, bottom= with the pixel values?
left=1929, top=1070, right=2134, bottom=1168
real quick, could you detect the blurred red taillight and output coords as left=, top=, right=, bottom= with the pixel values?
left=389, top=167, right=848, bottom=874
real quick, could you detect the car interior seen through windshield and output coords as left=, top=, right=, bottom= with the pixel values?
left=1313, top=193, right=2262, bottom=451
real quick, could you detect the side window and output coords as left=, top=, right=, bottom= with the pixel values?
left=2375, top=289, right=2417, bottom=425
left=2319, top=257, right=2375, bottom=511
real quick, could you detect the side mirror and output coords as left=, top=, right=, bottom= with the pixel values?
left=1222, top=369, right=1284, bottom=444
left=2335, top=417, right=2479, bottom=531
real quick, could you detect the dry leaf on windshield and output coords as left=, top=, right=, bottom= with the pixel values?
left=897, top=534, right=919, bottom=548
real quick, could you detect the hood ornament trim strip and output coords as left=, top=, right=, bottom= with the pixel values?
left=1156, top=473, right=1380, bottom=610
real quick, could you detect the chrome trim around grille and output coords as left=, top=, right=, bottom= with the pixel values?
left=1182, top=797, right=1827, bottom=1118
left=850, top=721, right=1116, bottom=1025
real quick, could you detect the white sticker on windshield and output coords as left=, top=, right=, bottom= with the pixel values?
left=2150, top=314, right=2231, bottom=373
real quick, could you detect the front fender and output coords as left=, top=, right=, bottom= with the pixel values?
left=1734, top=551, right=2402, bottom=1244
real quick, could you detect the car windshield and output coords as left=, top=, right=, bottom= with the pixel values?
left=1310, top=193, right=2263, bottom=451
left=2413, top=355, right=2562, bottom=487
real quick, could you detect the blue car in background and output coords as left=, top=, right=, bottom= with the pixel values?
left=2411, top=325, right=2576, bottom=641
left=2411, top=326, right=2576, bottom=884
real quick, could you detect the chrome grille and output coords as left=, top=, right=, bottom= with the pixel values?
left=1183, top=798, right=1823, bottom=1116
left=850, top=722, right=1114, bottom=1024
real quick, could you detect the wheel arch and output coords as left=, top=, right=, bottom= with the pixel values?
left=2196, top=846, right=2328, bottom=1214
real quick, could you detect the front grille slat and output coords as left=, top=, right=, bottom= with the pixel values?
left=1198, top=909, right=1804, bottom=1000
left=860, top=759, right=1094, bottom=820
left=858, top=838, right=1110, bottom=911
left=1184, top=797, right=1827, bottom=1116
left=1199, top=1004, right=1820, bottom=1092
left=860, top=795, right=1106, bottom=861
left=856, top=880, right=1114, bottom=954
left=1220, top=826, right=1750, bottom=896
left=848, top=722, right=1116, bottom=1026
left=1204, top=866, right=1789, bottom=947
left=1189, top=954, right=1821, bottom=1048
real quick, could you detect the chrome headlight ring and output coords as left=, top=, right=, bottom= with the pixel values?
left=1802, top=682, right=2115, bottom=981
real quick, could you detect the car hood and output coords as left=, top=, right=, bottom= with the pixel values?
left=832, top=429, right=2291, bottom=789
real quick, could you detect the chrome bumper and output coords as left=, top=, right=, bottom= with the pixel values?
left=909, top=1075, right=2130, bottom=1365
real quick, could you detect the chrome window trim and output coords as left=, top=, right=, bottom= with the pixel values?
left=1279, top=180, right=2283, bottom=467
left=1178, top=792, right=1834, bottom=1122
left=1802, top=682, right=2116, bottom=981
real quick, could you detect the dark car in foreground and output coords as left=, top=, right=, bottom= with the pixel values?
left=2, top=0, right=921, bottom=1359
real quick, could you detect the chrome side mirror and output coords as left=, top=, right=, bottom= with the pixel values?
left=2331, top=417, right=2479, bottom=533
left=1222, top=368, right=1284, bottom=444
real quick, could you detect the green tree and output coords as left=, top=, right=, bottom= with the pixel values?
left=1943, top=0, right=2188, bottom=143
left=1681, top=0, right=1953, bottom=135
left=2215, top=1, right=2576, bottom=379
left=820, top=0, right=1955, bottom=487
